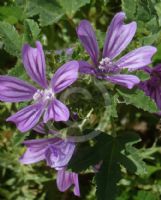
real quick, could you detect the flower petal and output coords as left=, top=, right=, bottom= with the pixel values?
left=43, top=99, right=69, bottom=123
left=33, top=122, right=47, bottom=134
left=33, top=122, right=58, bottom=134
left=51, top=61, right=79, bottom=93
left=20, top=144, right=46, bottom=164
left=22, top=41, right=48, bottom=88
left=139, top=65, right=161, bottom=110
left=106, top=74, right=140, bottom=89
left=115, top=46, right=157, bottom=71
left=19, top=137, right=58, bottom=164
left=103, top=12, right=137, bottom=59
left=56, top=169, right=80, bottom=196
left=78, top=61, right=96, bottom=75
left=7, top=103, right=44, bottom=132
left=77, top=20, right=99, bottom=65
left=45, top=141, right=75, bottom=169
left=0, top=76, right=36, bottom=102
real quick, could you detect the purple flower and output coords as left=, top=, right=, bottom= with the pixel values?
left=77, top=12, right=156, bottom=89
left=33, top=122, right=58, bottom=135
left=20, top=137, right=75, bottom=170
left=56, top=169, right=80, bottom=196
left=139, top=65, right=161, bottom=109
left=0, top=41, right=79, bottom=132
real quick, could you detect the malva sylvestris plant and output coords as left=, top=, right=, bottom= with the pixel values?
left=0, top=11, right=160, bottom=199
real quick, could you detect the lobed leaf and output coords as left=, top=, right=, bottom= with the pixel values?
left=57, top=0, right=90, bottom=18
left=117, top=88, right=158, bottom=113
left=0, top=21, right=22, bottom=57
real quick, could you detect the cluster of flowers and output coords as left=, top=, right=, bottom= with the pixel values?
left=0, top=12, right=159, bottom=196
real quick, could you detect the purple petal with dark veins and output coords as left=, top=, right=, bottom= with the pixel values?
left=20, top=138, right=75, bottom=170
left=43, top=99, right=69, bottom=123
left=20, top=145, right=46, bottom=164
left=45, top=141, right=75, bottom=170
left=115, top=46, right=157, bottom=71
left=7, top=103, right=44, bottom=132
left=0, top=75, right=37, bottom=102
left=139, top=64, right=161, bottom=110
left=33, top=122, right=47, bottom=134
left=78, top=61, right=96, bottom=75
left=51, top=61, right=79, bottom=93
left=22, top=41, right=48, bottom=88
left=34, top=122, right=58, bottom=134
left=105, top=74, right=140, bottom=89
left=56, top=169, right=80, bottom=196
left=77, top=20, right=99, bottom=65
left=103, top=12, right=136, bottom=59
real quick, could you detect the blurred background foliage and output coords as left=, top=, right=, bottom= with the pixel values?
left=1, top=0, right=161, bottom=199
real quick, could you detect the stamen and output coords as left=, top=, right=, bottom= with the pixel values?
left=98, top=57, right=120, bottom=74
left=33, top=88, right=55, bottom=102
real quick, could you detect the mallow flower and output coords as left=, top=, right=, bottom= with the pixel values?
left=77, top=12, right=156, bottom=89
left=20, top=137, right=75, bottom=170
left=20, top=136, right=80, bottom=196
left=0, top=41, right=79, bottom=132
left=139, top=65, right=161, bottom=110
left=56, top=169, right=80, bottom=196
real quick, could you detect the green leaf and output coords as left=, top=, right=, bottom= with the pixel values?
left=8, top=60, right=27, bottom=80
left=117, top=88, right=158, bottom=113
left=135, top=70, right=150, bottom=81
left=96, top=132, right=140, bottom=200
left=126, top=145, right=147, bottom=176
left=26, top=0, right=63, bottom=26
left=155, top=3, right=161, bottom=26
left=57, top=0, right=90, bottom=18
left=134, top=190, right=159, bottom=200
left=97, top=94, right=118, bottom=132
left=121, top=0, right=137, bottom=20
left=0, top=6, right=25, bottom=24
left=0, top=21, right=22, bottom=57
left=68, top=130, right=102, bottom=172
left=68, top=143, right=100, bottom=172
left=12, top=132, right=29, bottom=146
left=70, top=132, right=141, bottom=200
left=23, top=19, right=41, bottom=43
left=153, top=43, right=161, bottom=63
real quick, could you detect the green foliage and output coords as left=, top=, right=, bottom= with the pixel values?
left=155, top=3, right=161, bottom=26
left=70, top=132, right=146, bottom=200
left=0, top=6, right=24, bottom=24
left=23, top=19, right=41, bottom=44
left=25, top=0, right=63, bottom=26
left=125, top=144, right=147, bottom=176
left=117, top=88, right=158, bottom=113
left=57, top=0, right=90, bottom=18
left=7, top=61, right=27, bottom=80
left=95, top=133, right=141, bottom=200
left=0, top=21, right=22, bottom=56
left=134, top=190, right=160, bottom=200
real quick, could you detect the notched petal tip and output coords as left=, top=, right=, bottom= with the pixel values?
left=103, top=12, right=137, bottom=59
left=22, top=41, right=48, bottom=89
left=77, top=19, right=99, bottom=65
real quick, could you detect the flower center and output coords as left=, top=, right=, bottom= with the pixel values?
left=33, top=88, right=55, bottom=103
left=98, top=57, right=120, bottom=74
